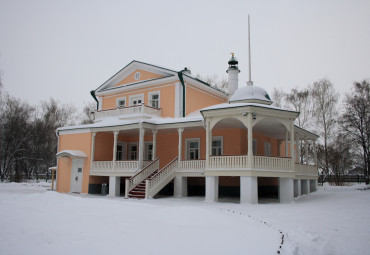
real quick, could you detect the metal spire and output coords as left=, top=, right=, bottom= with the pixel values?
left=247, top=14, right=253, bottom=86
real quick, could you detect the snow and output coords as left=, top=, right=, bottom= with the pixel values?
left=0, top=183, right=369, bottom=255
left=229, top=85, right=272, bottom=103
left=56, top=150, right=87, bottom=158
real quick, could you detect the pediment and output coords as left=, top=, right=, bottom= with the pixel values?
left=96, top=61, right=177, bottom=92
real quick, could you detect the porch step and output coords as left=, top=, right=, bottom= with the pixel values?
left=127, top=169, right=159, bottom=199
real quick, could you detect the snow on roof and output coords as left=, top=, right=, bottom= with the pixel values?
left=200, top=102, right=298, bottom=113
left=229, top=85, right=272, bottom=103
left=56, top=150, right=87, bottom=158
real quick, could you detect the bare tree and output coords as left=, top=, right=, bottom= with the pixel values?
left=312, top=78, right=339, bottom=176
left=80, top=102, right=96, bottom=124
left=195, top=74, right=228, bottom=93
left=341, top=80, right=370, bottom=184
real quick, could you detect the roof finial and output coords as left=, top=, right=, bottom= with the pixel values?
left=247, top=14, right=253, bottom=86
left=231, top=52, right=234, bottom=58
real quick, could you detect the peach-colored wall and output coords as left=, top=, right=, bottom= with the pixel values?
left=94, top=133, right=114, bottom=161
left=101, top=83, right=175, bottom=117
left=57, top=132, right=92, bottom=194
left=115, top=69, right=163, bottom=87
left=185, top=84, right=226, bottom=115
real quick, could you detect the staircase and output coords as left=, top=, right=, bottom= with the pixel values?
left=127, top=170, right=159, bottom=199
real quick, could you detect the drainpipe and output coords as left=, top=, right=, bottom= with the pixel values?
left=177, top=71, right=186, bottom=117
left=90, top=90, right=99, bottom=110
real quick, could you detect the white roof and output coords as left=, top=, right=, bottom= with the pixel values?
left=229, top=85, right=272, bottom=103
left=56, top=150, right=87, bottom=158
left=200, top=102, right=297, bottom=113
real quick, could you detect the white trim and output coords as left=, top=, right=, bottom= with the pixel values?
left=98, top=97, right=103, bottom=110
left=101, top=83, right=174, bottom=100
left=148, top=90, right=160, bottom=108
left=212, top=136, right=223, bottom=156
left=58, top=129, right=91, bottom=135
left=116, top=96, right=127, bottom=107
left=129, top=93, right=144, bottom=106
left=185, top=138, right=200, bottom=160
left=175, top=82, right=181, bottom=118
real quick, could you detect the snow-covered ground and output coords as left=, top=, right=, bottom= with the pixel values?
left=0, top=182, right=369, bottom=255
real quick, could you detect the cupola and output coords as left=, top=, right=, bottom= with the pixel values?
left=226, top=53, right=240, bottom=95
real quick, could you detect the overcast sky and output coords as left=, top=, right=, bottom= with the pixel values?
left=0, top=0, right=369, bottom=110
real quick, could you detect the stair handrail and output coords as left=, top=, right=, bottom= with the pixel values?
left=125, top=158, right=159, bottom=197
left=146, top=157, right=178, bottom=198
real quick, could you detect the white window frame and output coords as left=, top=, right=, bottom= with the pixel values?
left=264, top=142, right=272, bottom=157
left=129, top=94, right=144, bottom=106
left=116, top=142, right=127, bottom=161
left=128, top=142, right=138, bottom=160
left=144, top=142, right=153, bottom=161
left=116, top=97, right=127, bottom=108
left=212, top=136, right=223, bottom=156
left=253, top=139, right=257, bottom=155
left=148, top=91, right=160, bottom=109
left=134, top=72, right=141, bottom=80
left=185, top=138, right=200, bottom=160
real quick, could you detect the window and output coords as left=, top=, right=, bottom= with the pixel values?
left=135, top=72, right=141, bottom=80
left=253, top=139, right=257, bottom=155
left=116, top=144, right=123, bottom=160
left=212, top=137, right=223, bottom=156
left=129, top=94, right=144, bottom=106
left=116, top=97, right=126, bottom=108
left=264, top=142, right=272, bottom=156
left=129, top=143, right=138, bottom=160
left=145, top=143, right=153, bottom=160
left=149, top=91, right=160, bottom=108
left=186, top=138, right=200, bottom=160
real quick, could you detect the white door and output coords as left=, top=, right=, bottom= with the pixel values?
left=70, top=158, right=84, bottom=193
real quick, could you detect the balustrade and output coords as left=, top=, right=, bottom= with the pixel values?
left=94, top=104, right=161, bottom=120
left=209, top=155, right=248, bottom=169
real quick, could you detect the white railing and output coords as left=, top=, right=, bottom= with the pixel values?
left=295, top=163, right=318, bottom=176
left=209, top=155, right=249, bottom=169
left=125, top=158, right=160, bottom=197
left=90, top=160, right=138, bottom=173
left=179, top=160, right=205, bottom=171
left=94, top=104, right=161, bottom=120
left=146, top=157, right=178, bottom=199
left=254, top=156, right=292, bottom=171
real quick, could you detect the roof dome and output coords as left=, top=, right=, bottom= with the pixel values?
left=229, top=85, right=272, bottom=105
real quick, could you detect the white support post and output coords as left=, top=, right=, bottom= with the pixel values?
left=305, top=137, right=309, bottom=165
left=285, top=130, right=289, bottom=157
left=109, top=176, right=120, bottom=197
left=240, top=176, right=258, bottom=204
left=290, top=121, right=295, bottom=170
left=279, top=177, right=294, bottom=203
left=174, top=176, right=188, bottom=197
left=301, top=179, right=309, bottom=195
left=296, top=136, right=300, bottom=163
left=91, top=132, right=96, bottom=166
left=297, top=179, right=301, bottom=196
left=205, top=176, right=219, bottom=202
left=113, top=131, right=119, bottom=161
left=178, top=128, right=184, bottom=161
left=205, top=118, right=211, bottom=168
left=313, top=140, right=317, bottom=166
left=247, top=113, right=253, bottom=168
left=152, top=130, right=158, bottom=160
left=138, top=124, right=145, bottom=169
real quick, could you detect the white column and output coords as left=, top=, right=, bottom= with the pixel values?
left=285, top=130, right=289, bottom=157
left=152, top=130, right=157, bottom=160
left=113, top=130, right=119, bottom=161
left=313, top=140, right=317, bottom=166
left=205, top=176, right=219, bottom=202
left=247, top=113, right=253, bottom=168
left=296, top=136, right=300, bottom=163
left=178, top=128, right=184, bottom=161
left=91, top=132, right=96, bottom=166
left=109, top=176, right=120, bottom=197
left=174, top=176, right=187, bottom=197
left=138, top=124, right=145, bottom=169
left=305, top=137, right=309, bottom=165
left=240, top=176, right=258, bottom=204
left=290, top=121, right=295, bottom=170
left=279, top=177, right=294, bottom=203
left=297, top=179, right=301, bottom=196
left=205, top=118, right=211, bottom=168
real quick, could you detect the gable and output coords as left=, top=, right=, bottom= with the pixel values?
left=95, top=60, right=177, bottom=93
left=114, top=69, right=164, bottom=87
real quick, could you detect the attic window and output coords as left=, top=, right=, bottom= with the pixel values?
left=135, top=72, right=141, bottom=80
